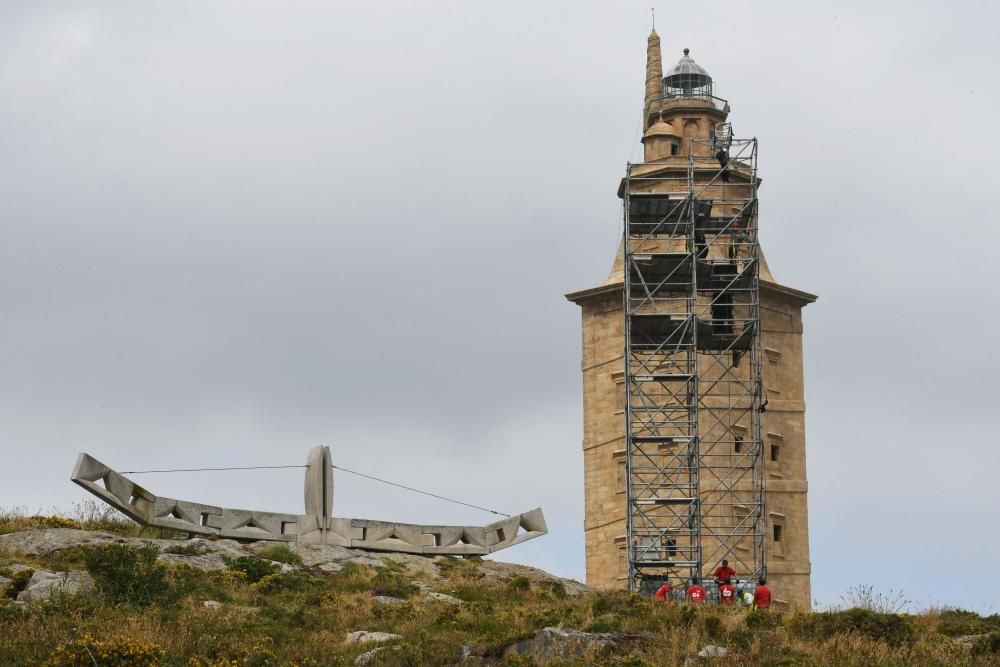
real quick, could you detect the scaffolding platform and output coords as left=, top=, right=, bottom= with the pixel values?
left=696, top=320, right=755, bottom=351
left=627, top=194, right=712, bottom=235
left=629, top=314, right=694, bottom=343
left=630, top=253, right=695, bottom=288
left=697, top=259, right=756, bottom=290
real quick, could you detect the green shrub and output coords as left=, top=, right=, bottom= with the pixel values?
left=591, top=590, right=632, bottom=616
left=606, top=655, right=651, bottom=667
left=253, top=571, right=328, bottom=596
left=165, top=562, right=232, bottom=603
left=659, top=602, right=697, bottom=627
left=787, top=608, right=914, bottom=646
left=746, top=607, right=782, bottom=630
left=163, top=542, right=209, bottom=556
left=44, top=634, right=165, bottom=666
left=724, top=628, right=755, bottom=648
left=508, top=576, right=531, bottom=592
left=438, top=556, right=484, bottom=582
left=83, top=543, right=169, bottom=607
left=327, top=563, right=376, bottom=595
left=498, top=657, right=536, bottom=667
left=371, top=570, right=418, bottom=599
left=537, top=580, right=567, bottom=598
left=3, top=568, right=34, bottom=599
left=223, top=555, right=282, bottom=584
left=584, top=613, right=623, bottom=633
left=974, top=631, right=1000, bottom=655
left=700, top=611, right=723, bottom=638
left=936, top=608, right=994, bottom=636
left=254, top=544, right=303, bottom=566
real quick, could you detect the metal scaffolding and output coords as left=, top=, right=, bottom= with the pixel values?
left=623, top=125, right=765, bottom=594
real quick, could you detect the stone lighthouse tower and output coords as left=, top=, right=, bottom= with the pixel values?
left=566, top=30, right=816, bottom=608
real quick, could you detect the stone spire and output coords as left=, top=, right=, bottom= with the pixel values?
left=644, top=29, right=663, bottom=127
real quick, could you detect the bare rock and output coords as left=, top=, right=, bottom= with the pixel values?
left=380, top=551, right=442, bottom=579
left=372, top=595, right=407, bottom=606
left=0, top=529, right=252, bottom=572
left=697, top=645, right=729, bottom=658
left=0, top=528, right=585, bottom=599
left=157, top=538, right=249, bottom=570
left=0, top=528, right=119, bottom=558
left=426, top=591, right=464, bottom=606
left=345, top=631, right=403, bottom=645
left=477, top=561, right=590, bottom=596
left=355, top=646, right=394, bottom=665
left=501, top=627, right=625, bottom=664
left=16, top=570, right=94, bottom=602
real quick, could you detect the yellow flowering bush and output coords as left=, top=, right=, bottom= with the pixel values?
left=45, top=634, right=166, bottom=666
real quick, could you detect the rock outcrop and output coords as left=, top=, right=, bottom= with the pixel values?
left=0, top=527, right=589, bottom=604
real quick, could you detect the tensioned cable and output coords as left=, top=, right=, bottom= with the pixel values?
left=119, top=462, right=510, bottom=517
left=121, top=465, right=307, bottom=474
left=330, top=464, right=509, bottom=517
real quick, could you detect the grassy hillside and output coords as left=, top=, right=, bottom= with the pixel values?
left=0, top=511, right=998, bottom=666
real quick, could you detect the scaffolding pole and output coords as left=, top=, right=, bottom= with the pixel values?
left=623, top=126, right=765, bottom=595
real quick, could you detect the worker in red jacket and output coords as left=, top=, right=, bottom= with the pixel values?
left=686, top=578, right=707, bottom=603
left=753, top=578, right=772, bottom=609
left=712, top=559, right=736, bottom=585
left=653, top=581, right=672, bottom=602
left=718, top=577, right=736, bottom=605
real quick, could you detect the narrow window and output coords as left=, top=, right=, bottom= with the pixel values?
left=613, top=450, right=627, bottom=494
left=770, top=443, right=780, bottom=462
left=613, top=373, right=626, bottom=412
left=765, top=350, right=781, bottom=394
left=735, top=434, right=743, bottom=454
left=670, top=143, right=679, bottom=156
left=773, top=524, right=783, bottom=543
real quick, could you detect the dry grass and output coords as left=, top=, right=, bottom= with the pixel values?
left=0, top=502, right=142, bottom=537
left=0, top=514, right=998, bottom=665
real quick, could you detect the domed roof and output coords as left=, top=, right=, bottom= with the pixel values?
left=663, top=48, right=712, bottom=88
left=643, top=119, right=680, bottom=139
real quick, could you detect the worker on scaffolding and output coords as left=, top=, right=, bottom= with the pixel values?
left=652, top=580, right=672, bottom=603
left=714, top=123, right=732, bottom=183
left=728, top=223, right=749, bottom=261
left=694, top=229, right=709, bottom=259
left=753, top=578, right=772, bottom=609
left=718, top=577, right=736, bottom=606
left=686, top=578, right=706, bottom=603
left=712, top=559, right=736, bottom=585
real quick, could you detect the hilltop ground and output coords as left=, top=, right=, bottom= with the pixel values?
left=0, top=507, right=998, bottom=666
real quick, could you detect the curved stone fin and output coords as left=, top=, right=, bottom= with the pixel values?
left=70, top=453, right=156, bottom=523
left=304, top=446, right=333, bottom=519
left=296, top=516, right=361, bottom=546
left=217, top=509, right=297, bottom=542
left=147, top=498, right=223, bottom=536
left=486, top=508, right=548, bottom=553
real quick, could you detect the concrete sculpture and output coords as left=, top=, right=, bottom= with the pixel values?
left=71, top=447, right=547, bottom=555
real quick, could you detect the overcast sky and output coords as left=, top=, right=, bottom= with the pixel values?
left=2, top=1, right=998, bottom=613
